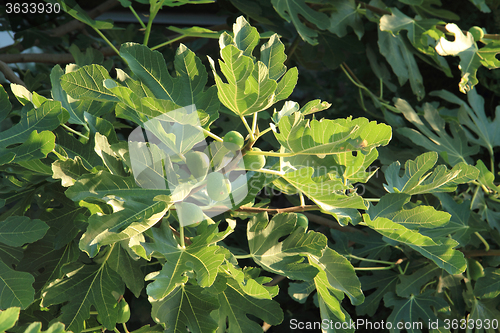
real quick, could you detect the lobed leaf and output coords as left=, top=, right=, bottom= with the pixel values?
left=474, top=268, right=500, bottom=299
left=271, top=0, right=330, bottom=45
left=145, top=224, right=226, bottom=300
left=274, top=167, right=366, bottom=225
left=383, top=151, right=478, bottom=195
left=396, top=264, right=441, bottom=298
left=60, top=64, right=118, bottom=102
left=0, top=307, right=20, bottom=332
left=309, top=247, right=365, bottom=321
left=0, top=260, right=35, bottom=310
left=274, top=113, right=391, bottom=155
left=150, top=285, right=219, bottom=333
left=328, top=0, right=364, bottom=39
left=378, top=30, right=425, bottom=100
left=209, top=16, right=297, bottom=116
left=435, top=24, right=500, bottom=93
left=247, top=212, right=327, bottom=280
left=367, top=193, right=450, bottom=229
left=364, top=215, right=466, bottom=274
left=384, top=291, right=449, bottom=332
left=211, top=272, right=283, bottom=333
left=0, top=216, right=49, bottom=247
left=79, top=199, right=169, bottom=257
left=120, top=43, right=219, bottom=120
left=41, top=261, right=124, bottom=333
left=356, top=271, right=399, bottom=317
left=395, top=98, right=479, bottom=166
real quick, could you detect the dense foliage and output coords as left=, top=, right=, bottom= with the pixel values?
left=1, top=0, right=500, bottom=332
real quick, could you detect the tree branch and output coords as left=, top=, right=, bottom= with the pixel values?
left=355, top=0, right=500, bottom=39
left=0, top=47, right=117, bottom=64
left=0, top=0, right=119, bottom=54
left=0, top=60, right=27, bottom=87
left=48, top=0, right=120, bottom=37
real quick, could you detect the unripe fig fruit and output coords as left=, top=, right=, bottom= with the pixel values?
left=185, top=151, right=210, bottom=180
left=223, top=131, right=245, bottom=151
left=295, top=213, right=308, bottom=231
left=206, top=172, right=231, bottom=201
left=467, top=258, right=485, bottom=281
left=469, top=26, right=484, bottom=41
left=117, top=299, right=130, bottom=323
left=177, top=202, right=204, bottom=227
left=243, top=148, right=266, bottom=170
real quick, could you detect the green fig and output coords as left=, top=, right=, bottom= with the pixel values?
left=223, top=131, right=245, bottom=151
left=469, top=26, right=484, bottom=41
left=177, top=202, right=204, bottom=227
left=467, top=258, right=485, bottom=281
left=185, top=151, right=210, bottom=180
left=243, top=148, right=266, bottom=170
left=117, top=299, right=130, bottom=323
left=295, top=213, right=308, bottom=231
left=206, top=172, right=231, bottom=201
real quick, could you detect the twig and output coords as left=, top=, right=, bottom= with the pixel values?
left=0, top=47, right=117, bottom=64
left=234, top=205, right=365, bottom=234
left=263, top=275, right=286, bottom=286
left=463, top=249, right=500, bottom=257
left=169, top=224, right=192, bottom=246
left=355, top=0, right=500, bottom=39
left=0, top=60, right=27, bottom=87
left=302, top=212, right=367, bottom=234
left=48, top=0, right=120, bottom=37
left=236, top=205, right=319, bottom=214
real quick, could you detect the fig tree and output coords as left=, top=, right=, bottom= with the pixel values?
left=206, top=172, right=231, bottom=201
left=223, top=131, right=245, bottom=151
left=185, top=151, right=210, bottom=180
left=243, top=148, right=266, bottom=170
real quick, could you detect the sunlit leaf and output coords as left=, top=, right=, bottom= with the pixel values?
left=383, top=151, right=479, bottom=195
left=247, top=212, right=326, bottom=280
left=41, top=259, right=124, bottom=333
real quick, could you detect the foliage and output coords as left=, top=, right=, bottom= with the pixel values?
left=1, top=0, right=500, bottom=332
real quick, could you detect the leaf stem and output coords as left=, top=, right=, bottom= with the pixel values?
left=364, top=198, right=380, bottom=202
left=240, top=115, right=255, bottom=141
left=474, top=232, right=490, bottom=252
left=143, top=15, right=155, bottom=46
left=114, top=328, right=120, bottom=333
left=347, top=254, right=397, bottom=266
left=151, top=35, right=185, bottom=51
left=62, top=124, right=89, bottom=140
left=252, top=112, right=258, bottom=135
left=92, top=27, right=120, bottom=56
left=122, top=323, right=130, bottom=333
left=257, top=127, right=273, bottom=137
left=354, top=266, right=394, bottom=271
left=244, top=150, right=295, bottom=157
left=81, top=326, right=103, bottom=333
left=340, top=62, right=399, bottom=115
left=201, top=128, right=223, bottom=142
left=256, top=168, right=285, bottom=176
left=234, top=254, right=253, bottom=259
left=129, top=6, right=146, bottom=29
left=299, top=192, right=305, bottom=206
left=179, top=225, right=185, bottom=248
